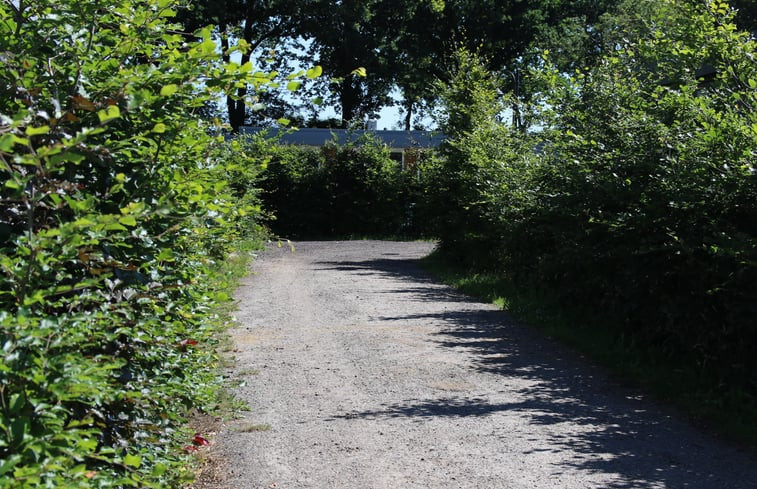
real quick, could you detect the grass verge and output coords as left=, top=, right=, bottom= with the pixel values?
left=420, top=250, right=757, bottom=449
left=184, top=238, right=265, bottom=487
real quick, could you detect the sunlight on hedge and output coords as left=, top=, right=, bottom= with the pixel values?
left=0, top=0, right=268, bottom=486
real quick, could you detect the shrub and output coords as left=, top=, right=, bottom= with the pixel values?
left=433, top=0, right=757, bottom=395
left=0, top=0, right=268, bottom=486
left=520, top=0, right=757, bottom=383
left=258, top=133, right=433, bottom=238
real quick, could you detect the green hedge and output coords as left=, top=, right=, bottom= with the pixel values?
left=257, top=134, right=434, bottom=239
left=0, top=1, right=267, bottom=486
left=433, top=0, right=757, bottom=396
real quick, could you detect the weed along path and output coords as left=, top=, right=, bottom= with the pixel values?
left=211, top=241, right=756, bottom=489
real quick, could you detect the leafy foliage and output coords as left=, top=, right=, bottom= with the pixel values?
left=256, top=133, right=433, bottom=238
left=431, top=0, right=757, bottom=406
left=0, top=0, right=267, bottom=486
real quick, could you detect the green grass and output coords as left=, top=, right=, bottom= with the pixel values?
left=200, top=237, right=265, bottom=421
left=420, top=250, right=757, bottom=448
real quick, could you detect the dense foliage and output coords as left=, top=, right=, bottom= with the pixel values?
left=256, top=134, right=433, bottom=238
left=180, top=0, right=620, bottom=129
left=0, top=0, right=268, bottom=486
left=430, top=0, right=756, bottom=403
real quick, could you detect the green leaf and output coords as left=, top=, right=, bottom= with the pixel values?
left=0, top=134, right=14, bottom=152
left=160, top=84, right=179, bottom=96
left=306, top=65, right=323, bottom=79
left=4, top=180, right=20, bottom=190
left=77, top=438, right=98, bottom=452
left=118, top=215, right=137, bottom=227
left=286, top=81, right=301, bottom=92
left=49, top=152, right=85, bottom=165
left=97, top=105, right=121, bottom=123
left=25, top=125, right=50, bottom=136
left=11, top=135, right=28, bottom=146
left=351, top=67, right=367, bottom=77
left=277, top=118, right=291, bottom=126
left=123, top=454, right=142, bottom=468
left=152, top=123, right=167, bottom=133
left=8, top=394, right=24, bottom=414
left=0, top=455, right=21, bottom=477
left=10, top=417, right=30, bottom=444
left=312, top=97, right=323, bottom=106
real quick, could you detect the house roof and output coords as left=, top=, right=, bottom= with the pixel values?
left=239, top=126, right=445, bottom=149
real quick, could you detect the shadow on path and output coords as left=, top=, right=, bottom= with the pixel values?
left=314, top=258, right=478, bottom=304
left=319, top=255, right=756, bottom=489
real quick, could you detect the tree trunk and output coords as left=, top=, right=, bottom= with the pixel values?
left=404, top=100, right=413, bottom=131
left=340, top=78, right=357, bottom=128
left=228, top=10, right=257, bottom=132
left=220, top=24, right=242, bottom=132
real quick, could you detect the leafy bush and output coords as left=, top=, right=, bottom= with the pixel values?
left=258, top=133, right=433, bottom=238
left=0, top=0, right=267, bottom=486
left=427, top=48, right=543, bottom=265
left=524, top=0, right=757, bottom=384
left=433, top=1, right=757, bottom=397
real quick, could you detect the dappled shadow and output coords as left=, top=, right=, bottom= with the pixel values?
left=315, top=255, right=757, bottom=488
left=313, top=258, right=478, bottom=304
left=331, top=396, right=607, bottom=422
left=313, top=258, right=436, bottom=282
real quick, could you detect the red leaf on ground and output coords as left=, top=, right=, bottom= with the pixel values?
left=193, top=434, right=210, bottom=446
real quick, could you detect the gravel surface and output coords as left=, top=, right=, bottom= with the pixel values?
left=212, top=240, right=756, bottom=489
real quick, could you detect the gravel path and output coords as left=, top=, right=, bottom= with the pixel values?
left=213, top=240, right=756, bottom=489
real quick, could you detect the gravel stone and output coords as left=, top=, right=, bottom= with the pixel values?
left=216, top=240, right=757, bottom=489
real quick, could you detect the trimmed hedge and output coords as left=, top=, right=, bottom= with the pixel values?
left=257, top=134, right=434, bottom=239
left=0, top=1, right=267, bottom=486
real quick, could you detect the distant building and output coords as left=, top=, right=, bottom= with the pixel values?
left=239, top=126, right=445, bottom=169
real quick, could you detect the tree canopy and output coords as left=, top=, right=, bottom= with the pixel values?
left=179, top=0, right=623, bottom=129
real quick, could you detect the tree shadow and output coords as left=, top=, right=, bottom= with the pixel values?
left=313, top=258, right=477, bottom=304
left=315, top=255, right=757, bottom=488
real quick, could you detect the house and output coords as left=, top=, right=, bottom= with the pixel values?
left=239, top=126, right=445, bottom=170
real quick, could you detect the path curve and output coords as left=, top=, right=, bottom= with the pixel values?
left=213, top=240, right=756, bottom=489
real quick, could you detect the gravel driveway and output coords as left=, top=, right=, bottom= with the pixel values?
left=210, top=240, right=756, bottom=488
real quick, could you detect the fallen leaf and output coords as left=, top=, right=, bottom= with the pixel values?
left=193, top=434, right=210, bottom=446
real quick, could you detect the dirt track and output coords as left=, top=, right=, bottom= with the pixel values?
left=208, top=240, right=756, bottom=488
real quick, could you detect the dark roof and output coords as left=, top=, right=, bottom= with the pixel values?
left=239, top=126, right=445, bottom=149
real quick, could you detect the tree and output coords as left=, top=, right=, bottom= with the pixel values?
left=294, top=0, right=395, bottom=126
left=429, top=48, right=507, bottom=256
left=0, top=0, right=270, bottom=484
left=387, top=0, right=617, bottom=130
left=177, top=0, right=308, bottom=131
left=176, top=0, right=620, bottom=130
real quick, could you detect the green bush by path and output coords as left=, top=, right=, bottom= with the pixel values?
left=257, top=133, right=435, bottom=239
left=0, top=1, right=268, bottom=486
left=431, top=0, right=756, bottom=413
